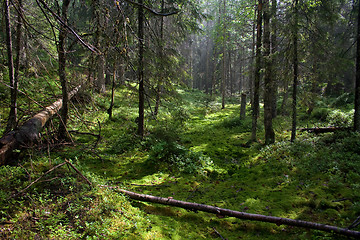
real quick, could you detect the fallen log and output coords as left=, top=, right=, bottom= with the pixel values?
left=299, top=127, right=352, bottom=134
left=0, top=84, right=81, bottom=166
left=112, top=188, right=360, bottom=238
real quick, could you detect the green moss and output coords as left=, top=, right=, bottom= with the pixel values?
left=2, top=87, right=360, bottom=239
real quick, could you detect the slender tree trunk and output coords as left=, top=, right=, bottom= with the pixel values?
left=108, top=61, right=116, bottom=120
left=58, top=0, right=71, bottom=140
left=263, top=0, right=275, bottom=144
left=291, top=0, right=299, bottom=142
left=94, top=0, right=105, bottom=93
left=210, top=56, right=216, bottom=98
left=249, top=1, right=256, bottom=107
left=137, top=0, right=145, bottom=137
left=154, top=0, right=165, bottom=118
left=4, top=0, right=17, bottom=133
left=240, top=93, right=247, bottom=120
left=229, top=50, right=233, bottom=97
left=221, top=0, right=226, bottom=109
left=205, top=37, right=212, bottom=94
left=251, top=0, right=263, bottom=142
left=354, top=0, right=360, bottom=132
left=271, top=0, right=278, bottom=118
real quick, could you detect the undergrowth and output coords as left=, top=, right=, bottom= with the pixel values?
left=1, top=88, right=360, bottom=239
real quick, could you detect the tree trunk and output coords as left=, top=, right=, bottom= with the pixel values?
left=113, top=188, right=360, bottom=238
left=251, top=0, right=263, bottom=142
left=137, top=0, right=145, bottom=137
left=0, top=85, right=81, bottom=166
left=4, top=0, right=17, bottom=133
left=291, top=0, right=298, bottom=142
left=270, top=0, right=278, bottom=119
left=154, top=0, right=165, bottom=118
left=240, top=93, right=247, bottom=120
left=249, top=1, right=256, bottom=108
left=354, top=0, right=360, bottom=132
left=108, top=61, right=116, bottom=120
left=13, top=0, right=22, bottom=112
left=58, top=0, right=71, bottom=140
left=94, top=0, right=105, bottom=93
left=263, top=0, right=275, bottom=145
left=221, top=0, right=226, bottom=109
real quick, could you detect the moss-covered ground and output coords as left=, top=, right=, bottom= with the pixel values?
left=1, top=86, right=360, bottom=239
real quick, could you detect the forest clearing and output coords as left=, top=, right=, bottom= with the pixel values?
left=1, top=0, right=360, bottom=239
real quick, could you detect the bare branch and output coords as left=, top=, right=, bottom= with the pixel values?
left=9, top=162, right=67, bottom=199
left=37, top=0, right=99, bottom=54
left=117, top=0, right=180, bottom=16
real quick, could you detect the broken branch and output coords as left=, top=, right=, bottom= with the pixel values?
left=65, top=159, right=92, bottom=186
left=114, top=188, right=360, bottom=238
left=9, top=162, right=67, bottom=199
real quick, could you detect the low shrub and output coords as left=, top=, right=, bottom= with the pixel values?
left=327, top=109, right=354, bottom=127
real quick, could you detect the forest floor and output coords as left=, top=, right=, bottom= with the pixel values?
left=1, top=86, right=360, bottom=239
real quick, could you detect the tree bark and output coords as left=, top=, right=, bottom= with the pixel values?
left=94, top=0, right=106, bottom=93
left=240, top=93, right=247, bottom=120
left=137, top=0, right=145, bottom=137
left=114, top=188, right=360, bottom=238
left=291, top=0, right=298, bottom=142
left=354, top=0, right=360, bottom=132
left=0, top=85, right=82, bottom=166
left=221, top=0, right=226, bottom=109
left=108, top=62, right=116, bottom=120
left=263, top=0, right=275, bottom=145
left=4, top=0, right=17, bottom=133
left=58, top=0, right=71, bottom=140
left=154, top=0, right=165, bottom=118
left=270, top=0, right=278, bottom=119
left=251, top=0, right=263, bottom=142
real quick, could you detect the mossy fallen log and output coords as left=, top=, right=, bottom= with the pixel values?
left=0, top=85, right=81, bottom=166
left=111, top=188, right=360, bottom=238
left=299, top=127, right=352, bottom=134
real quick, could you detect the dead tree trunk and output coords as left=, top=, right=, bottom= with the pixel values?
left=0, top=85, right=81, bottom=166
left=114, top=188, right=360, bottom=238
left=299, top=127, right=352, bottom=134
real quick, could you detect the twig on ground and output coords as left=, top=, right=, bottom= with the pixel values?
left=9, top=162, right=67, bottom=199
left=64, top=159, right=92, bottom=186
left=69, top=130, right=100, bottom=138
left=212, top=227, right=227, bottom=240
left=348, top=216, right=360, bottom=230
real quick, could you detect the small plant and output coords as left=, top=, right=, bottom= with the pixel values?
left=327, top=109, right=354, bottom=127
left=148, top=140, right=212, bottom=174
left=310, top=107, right=330, bottom=121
